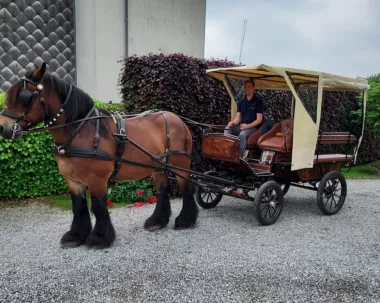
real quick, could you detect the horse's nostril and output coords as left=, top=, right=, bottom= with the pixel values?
left=0, top=125, right=3, bottom=135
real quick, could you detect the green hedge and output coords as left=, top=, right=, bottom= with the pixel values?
left=0, top=92, right=153, bottom=201
left=0, top=93, right=5, bottom=106
left=0, top=92, right=66, bottom=199
left=93, top=99, right=124, bottom=112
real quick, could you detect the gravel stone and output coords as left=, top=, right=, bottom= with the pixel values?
left=0, top=179, right=379, bottom=302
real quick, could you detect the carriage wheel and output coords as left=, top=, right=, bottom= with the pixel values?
left=195, top=171, right=223, bottom=209
left=317, top=171, right=347, bottom=215
left=254, top=181, right=284, bottom=225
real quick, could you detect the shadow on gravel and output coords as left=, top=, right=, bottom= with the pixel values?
left=0, top=200, right=30, bottom=209
left=198, top=189, right=326, bottom=228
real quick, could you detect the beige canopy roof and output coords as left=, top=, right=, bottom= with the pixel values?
left=206, top=64, right=369, bottom=170
left=206, top=64, right=370, bottom=92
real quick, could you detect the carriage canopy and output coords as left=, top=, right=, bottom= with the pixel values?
left=206, top=64, right=369, bottom=171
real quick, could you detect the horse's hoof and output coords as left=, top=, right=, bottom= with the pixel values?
left=143, top=224, right=163, bottom=232
left=174, top=215, right=196, bottom=230
left=143, top=216, right=167, bottom=232
left=60, top=231, right=84, bottom=248
left=86, top=231, right=114, bottom=249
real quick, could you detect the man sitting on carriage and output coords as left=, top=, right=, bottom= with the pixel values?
left=224, top=79, right=264, bottom=158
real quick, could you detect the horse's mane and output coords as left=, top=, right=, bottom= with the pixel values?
left=7, top=71, right=111, bottom=138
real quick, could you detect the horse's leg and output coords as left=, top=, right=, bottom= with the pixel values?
left=143, top=171, right=171, bottom=231
left=174, top=173, right=198, bottom=229
left=60, top=179, right=92, bottom=248
left=86, top=178, right=116, bottom=249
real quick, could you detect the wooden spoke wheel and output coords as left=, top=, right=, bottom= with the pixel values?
left=195, top=171, right=224, bottom=209
left=317, top=171, right=347, bottom=215
left=254, top=181, right=284, bottom=225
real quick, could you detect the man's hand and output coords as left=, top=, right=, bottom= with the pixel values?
left=240, top=123, right=250, bottom=130
left=228, top=121, right=235, bottom=127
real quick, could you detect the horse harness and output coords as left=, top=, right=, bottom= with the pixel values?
left=53, top=107, right=128, bottom=181
left=1, top=75, right=191, bottom=180
left=57, top=110, right=191, bottom=180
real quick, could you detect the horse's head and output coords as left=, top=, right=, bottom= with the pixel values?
left=0, top=62, right=51, bottom=140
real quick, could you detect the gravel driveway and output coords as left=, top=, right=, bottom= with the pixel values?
left=0, top=179, right=380, bottom=303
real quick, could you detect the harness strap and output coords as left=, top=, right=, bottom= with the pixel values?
left=44, top=85, right=73, bottom=128
left=61, top=147, right=190, bottom=164
left=182, top=120, right=189, bottom=154
left=53, top=146, right=209, bottom=191
left=1, top=112, right=23, bottom=120
left=161, top=112, right=170, bottom=164
left=108, top=112, right=128, bottom=181
left=50, top=110, right=191, bottom=182
left=17, top=92, right=38, bottom=127
left=93, top=108, right=100, bottom=150
left=55, top=106, right=96, bottom=154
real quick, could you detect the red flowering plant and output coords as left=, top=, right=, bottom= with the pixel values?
left=135, top=189, right=158, bottom=207
left=107, top=178, right=156, bottom=206
left=146, top=196, right=158, bottom=204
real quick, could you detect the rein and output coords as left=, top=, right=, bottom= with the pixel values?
left=0, top=73, right=231, bottom=187
left=20, top=109, right=227, bottom=137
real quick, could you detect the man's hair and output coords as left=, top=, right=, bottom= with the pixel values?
left=244, top=79, right=255, bottom=87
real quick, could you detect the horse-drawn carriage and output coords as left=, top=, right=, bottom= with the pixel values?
left=0, top=62, right=369, bottom=249
left=192, top=65, right=369, bottom=225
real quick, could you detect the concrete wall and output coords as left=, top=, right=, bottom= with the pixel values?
left=0, top=0, right=75, bottom=92
left=75, top=0, right=126, bottom=103
left=127, top=0, right=206, bottom=58
left=75, top=0, right=206, bottom=103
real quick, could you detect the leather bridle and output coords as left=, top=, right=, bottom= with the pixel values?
left=0, top=76, right=72, bottom=139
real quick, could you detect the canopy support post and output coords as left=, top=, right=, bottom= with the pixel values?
left=291, top=95, right=295, bottom=118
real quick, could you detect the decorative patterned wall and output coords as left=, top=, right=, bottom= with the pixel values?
left=0, top=0, right=75, bottom=92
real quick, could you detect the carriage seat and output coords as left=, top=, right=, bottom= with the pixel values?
left=258, top=119, right=294, bottom=153
left=246, top=119, right=276, bottom=149
left=246, top=126, right=263, bottom=149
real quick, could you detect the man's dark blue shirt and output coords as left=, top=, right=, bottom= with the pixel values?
left=237, top=95, right=264, bottom=124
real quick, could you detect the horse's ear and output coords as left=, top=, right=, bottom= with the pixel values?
left=40, top=62, right=46, bottom=77
left=33, top=62, right=46, bottom=81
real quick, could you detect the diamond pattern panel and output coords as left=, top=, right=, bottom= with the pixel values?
left=0, top=0, right=75, bottom=92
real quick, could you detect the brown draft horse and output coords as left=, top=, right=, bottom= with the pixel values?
left=0, top=62, right=198, bottom=249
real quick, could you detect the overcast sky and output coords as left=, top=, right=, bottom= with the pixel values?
left=204, top=0, right=380, bottom=78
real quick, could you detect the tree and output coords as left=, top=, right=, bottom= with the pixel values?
left=353, top=73, right=380, bottom=134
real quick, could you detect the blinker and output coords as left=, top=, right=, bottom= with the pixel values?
left=18, top=90, right=37, bottom=107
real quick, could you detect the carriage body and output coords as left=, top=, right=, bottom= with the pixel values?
left=193, top=64, right=369, bottom=225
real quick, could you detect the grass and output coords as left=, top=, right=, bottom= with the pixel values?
left=0, top=193, right=135, bottom=211
left=47, top=194, right=80, bottom=210
left=37, top=194, right=132, bottom=211
left=342, top=161, right=380, bottom=179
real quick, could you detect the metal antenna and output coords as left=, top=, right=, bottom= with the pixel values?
left=239, top=19, right=247, bottom=64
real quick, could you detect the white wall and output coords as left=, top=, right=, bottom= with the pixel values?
left=75, top=0, right=126, bottom=103
left=75, top=0, right=206, bottom=103
left=127, top=0, right=206, bottom=58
